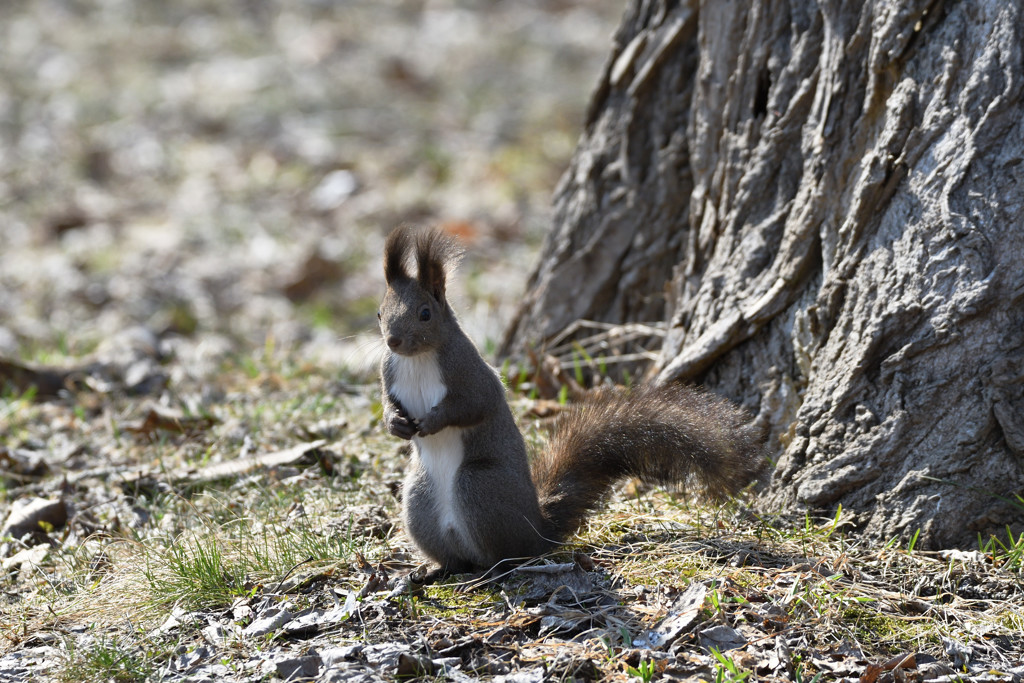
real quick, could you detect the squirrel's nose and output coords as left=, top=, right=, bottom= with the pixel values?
left=387, top=336, right=402, bottom=350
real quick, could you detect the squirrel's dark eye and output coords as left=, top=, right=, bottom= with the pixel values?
left=376, top=310, right=381, bottom=320
left=419, top=306, right=431, bottom=322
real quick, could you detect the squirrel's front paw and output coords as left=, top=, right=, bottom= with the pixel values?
left=416, top=412, right=444, bottom=437
left=384, top=407, right=418, bottom=440
left=387, top=415, right=418, bottom=440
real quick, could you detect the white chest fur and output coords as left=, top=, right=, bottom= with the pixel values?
left=389, top=351, right=447, bottom=420
left=389, top=352, right=467, bottom=538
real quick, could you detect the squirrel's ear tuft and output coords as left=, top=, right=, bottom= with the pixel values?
left=384, top=226, right=413, bottom=284
left=416, top=228, right=463, bottom=305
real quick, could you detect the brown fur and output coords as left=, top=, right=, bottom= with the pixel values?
left=533, top=384, right=766, bottom=541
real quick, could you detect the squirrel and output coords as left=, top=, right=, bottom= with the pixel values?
left=378, top=225, right=767, bottom=577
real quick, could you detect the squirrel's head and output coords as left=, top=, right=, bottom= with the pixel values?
left=378, top=225, right=463, bottom=356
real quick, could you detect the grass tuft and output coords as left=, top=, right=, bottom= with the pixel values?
left=978, top=526, right=1024, bottom=572
left=146, top=532, right=251, bottom=610
left=58, top=632, right=156, bottom=683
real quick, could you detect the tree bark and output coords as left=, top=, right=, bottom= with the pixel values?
left=501, top=0, right=1024, bottom=548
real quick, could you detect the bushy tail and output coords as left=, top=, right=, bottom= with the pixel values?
left=531, top=383, right=767, bottom=542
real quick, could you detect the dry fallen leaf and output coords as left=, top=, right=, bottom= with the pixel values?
left=0, top=358, right=78, bottom=400
left=122, top=403, right=218, bottom=438
left=0, top=497, right=68, bottom=541
left=173, top=440, right=329, bottom=486
left=634, top=582, right=707, bottom=649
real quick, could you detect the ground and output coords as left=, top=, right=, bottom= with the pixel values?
left=1, top=1, right=1022, bottom=682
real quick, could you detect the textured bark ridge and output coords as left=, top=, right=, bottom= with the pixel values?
left=501, top=0, right=1024, bottom=548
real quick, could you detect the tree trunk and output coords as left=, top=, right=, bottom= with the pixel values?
left=500, top=0, right=1024, bottom=548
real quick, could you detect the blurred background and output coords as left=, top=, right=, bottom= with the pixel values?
left=0, top=0, right=624, bottom=379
